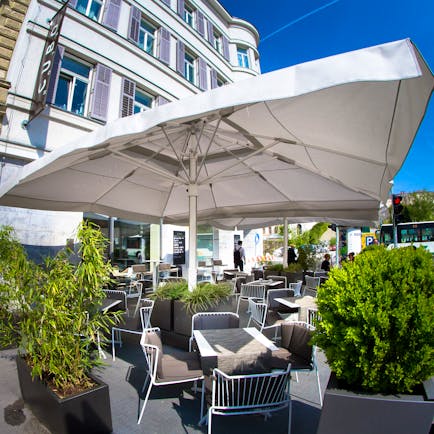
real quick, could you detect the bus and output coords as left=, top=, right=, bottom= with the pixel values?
left=379, top=221, right=434, bottom=254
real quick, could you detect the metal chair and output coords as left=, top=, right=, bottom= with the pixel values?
left=307, top=307, right=321, bottom=329
left=236, top=283, right=266, bottom=314
left=305, top=276, right=320, bottom=291
left=111, top=298, right=154, bottom=361
left=139, top=327, right=205, bottom=424
left=206, top=365, right=292, bottom=434
left=103, top=289, right=127, bottom=312
left=289, top=280, right=303, bottom=297
left=267, top=274, right=287, bottom=288
left=125, top=281, right=143, bottom=317
left=189, top=311, right=240, bottom=351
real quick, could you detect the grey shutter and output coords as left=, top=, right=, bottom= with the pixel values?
left=207, top=21, right=214, bottom=46
left=161, top=0, right=171, bottom=6
left=69, top=0, right=78, bottom=9
left=156, top=95, right=169, bottom=106
left=46, top=45, right=64, bottom=104
left=128, top=6, right=140, bottom=43
left=222, top=35, right=230, bottom=61
left=198, top=58, right=207, bottom=91
left=158, top=27, right=170, bottom=65
left=90, top=64, right=112, bottom=121
left=177, top=0, right=184, bottom=17
left=210, top=68, right=218, bottom=89
left=102, top=0, right=121, bottom=31
left=120, top=77, right=135, bottom=117
left=176, top=40, right=185, bottom=75
left=197, top=10, right=205, bottom=36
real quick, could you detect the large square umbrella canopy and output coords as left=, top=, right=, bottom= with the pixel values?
left=0, top=38, right=432, bottom=288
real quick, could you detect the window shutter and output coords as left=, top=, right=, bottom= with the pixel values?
left=207, top=21, right=214, bottom=46
left=68, top=0, right=78, bottom=9
left=197, top=10, right=205, bottom=36
left=198, top=58, right=207, bottom=91
left=176, top=40, right=185, bottom=75
left=128, top=6, right=140, bottom=43
left=177, top=0, right=184, bottom=17
left=222, top=35, right=230, bottom=61
left=156, top=95, right=169, bottom=106
left=158, top=27, right=171, bottom=65
left=120, top=77, right=135, bottom=117
left=161, top=0, right=171, bottom=6
left=90, top=64, right=112, bottom=122
left=210, top=68, right=218, bottom=89
left=46, top=45, right=64, bottom=104
left=102, top=0, right=121, bottom=31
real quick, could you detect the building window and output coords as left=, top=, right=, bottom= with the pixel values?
left=184, top=51, right=196, bottom=84
left=237, top=47, right=250, bottom=68
left=184, top=2, right=195, bottom=27
left=139, top=19, right=156, bottom=54
left=134, top=89, right=153, bottom=113
left=54, top=56, right=91, bottom=116
left=75, top=0, right=104, bottom=21
left=213, top=31, right=223, bottom=54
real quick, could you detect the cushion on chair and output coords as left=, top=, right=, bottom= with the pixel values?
left=158, top=352, right=203, bottom=382
left=194, top=314, right=239, bottom=330
left=269, top=347, right=292, bottom=370
left=281, top=324, right=313, bottom=367
left=145, top=331, right=164, bottom=378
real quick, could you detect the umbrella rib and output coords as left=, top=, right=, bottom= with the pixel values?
left=195, top=118, right=222, bottom=181
left=161, top=125, right=190, bottom=180
left=111, top=150, right=186, bottom=185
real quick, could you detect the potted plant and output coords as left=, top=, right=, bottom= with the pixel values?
left=313, top=245, right=434, bottom=434
left=263, top=263, right=284, bottom=279
left=0, top=222, right=121, bottom=434
left=281, top=262, right=304, bottom=284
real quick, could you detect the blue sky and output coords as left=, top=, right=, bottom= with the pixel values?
left=219, top=0, right=434, bottom=194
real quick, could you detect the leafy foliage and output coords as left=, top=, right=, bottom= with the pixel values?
left=313, top=245, right=434, bottom=394
left=264, top=263, right=284, bottom=272
left=405, top=190, right=434, bottom=222
left=0, top=222, right=121, bottom=396
left=282, top=262, right=304, bottom=272
left=151, top=280, right=189, bottom=301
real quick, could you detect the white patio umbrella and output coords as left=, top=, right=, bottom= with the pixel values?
left=0, top=39, right=432, bottom=289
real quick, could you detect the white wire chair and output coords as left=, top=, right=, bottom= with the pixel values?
left=111, top=298, right=154, bottom=361
left=305, top=276, right=320, bottom=290
left=236, top=283, right=266, bottom=314
left=288, top=280, right=303, bottom=297
left=139, top=327, right=205, bottom=425
left=206, top=365, right=292, bottom=434
left=307, top=307, right=321, bottom=329
left=126, top=281, right=143, bottom=317
left=189, top=311, right=240, bottom=351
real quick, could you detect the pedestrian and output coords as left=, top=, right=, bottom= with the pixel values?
left=287, top=244, right=297, bottom=265
left=234, top=240, right=246, bottom=271
left=348, top=252, right=355, bottom=262
left=321, top=253, right=331, bottom=272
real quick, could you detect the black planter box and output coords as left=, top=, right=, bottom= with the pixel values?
left=16, top=356, right=112, bottom=434
left=317, top=372, right=434, bottom=434
left=151, top=299, right=173, bottom=331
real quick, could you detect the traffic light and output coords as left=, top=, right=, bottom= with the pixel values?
left=392, top=195, right=404, bottom=224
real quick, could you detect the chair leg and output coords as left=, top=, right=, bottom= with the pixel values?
left=111, top=328, right=116, bottom=361
left=288, top=399, right=292, bottom=434
left=315, top=368, right=323, bottom=406
left=207, top=410, right=213, bottom=434
left=138, top=376, right=153, bottom=424
left=200, top=379, right=205, bottom=424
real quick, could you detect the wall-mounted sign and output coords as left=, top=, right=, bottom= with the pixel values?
left=173, top=230, right=185, bottom=265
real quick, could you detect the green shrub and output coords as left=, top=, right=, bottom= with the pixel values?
left=151, top=280, right=189, bottom=300
left=283, top=263, right=303, bottom=272
left=181, top=282, right=232, bottom=314
left=313, top=246, right=434, bottom=394
left=265, top=263, right=284, bottom=272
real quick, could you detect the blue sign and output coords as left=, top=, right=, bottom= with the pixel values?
left=255, top=233, right=260, bottom=245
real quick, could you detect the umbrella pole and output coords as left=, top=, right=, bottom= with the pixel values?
left=283, top=217, right=288, bottom=267
left=188, top=154, right=198, bottom=291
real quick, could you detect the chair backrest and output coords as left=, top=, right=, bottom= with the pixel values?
left=240, top=283, right=266, bottom=301
left=280, top=321, right=315, bottom=368
left=211, top=366, right=291, bottom=412
left=191, top=312, right=240, bottom=335
left=248, top=299, right=268, bottom=331
left=313, top=270, right=327, bottom=277
left=198, top=260, right=207, bottom=267
left=140, top=299, right=155, bottom=329
left=127, top=281, right=143, bottom=298
left=140, top=327, right=163, bottom=381
left=307, top=307, right=320, bottom=328
left=267, top=288, right=294, bottom=310
left=289, top=280, right=303, bottom=297
left=267, top=275, right=287, bottom=288
left=305, top=276, right=320, bottom=290
left=103, top=289, right=127, bottom=311
left=212, top=259, right=223, bottom=266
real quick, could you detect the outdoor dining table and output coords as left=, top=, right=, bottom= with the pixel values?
left=250, top=279, right=286, bottom=290
left=274, top=295, right=317, bottom=322
left=193, top=327, right=288, bottom=375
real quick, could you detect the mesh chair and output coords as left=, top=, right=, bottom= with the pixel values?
left=139, top=327, right=205, bottom=424
left=189, top=312, right=240, bottom=351
left=111, top=298, right=154, bottom=361
left=236, top=283, right=266, bottom=314
left=266, top=288, right=299, bottom=323
left=305, top=276, right=320, bottom=290
left=271, top=321, right=322, bottom=406
left=206, top=365, right=292, bottom=434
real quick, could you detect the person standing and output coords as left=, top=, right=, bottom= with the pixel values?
left=287, top=244, right=297, bottom=265
left=234, top=240, right=246, bottom=271
left=321, top=253, right=331, bottom=272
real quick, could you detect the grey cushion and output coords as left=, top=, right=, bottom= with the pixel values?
left=158, top=352, right=203, bottom=382
left=194, top=314, right=239, bottom=330
left=281, top=323, right=313, bottom=367
left=145, top=331, right=164, bottom=378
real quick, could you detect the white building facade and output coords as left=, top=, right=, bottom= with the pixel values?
left=0, top=0, right=260, bottom=269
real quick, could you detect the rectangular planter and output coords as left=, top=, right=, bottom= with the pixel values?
left=16, top=356, right=112, bottom=434
left=151, top=298, right=173, bottom=331
left=317, top=372, right=434, bottom=434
